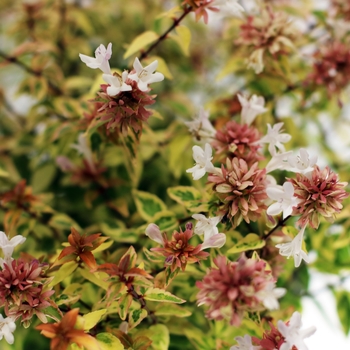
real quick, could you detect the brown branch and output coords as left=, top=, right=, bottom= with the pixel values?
left=0, top=50, right=63, bottom=95
left=128, top=285, right=157, bottom=325
left=139, top=5, right=193, bottom=61
left=264, top=215, right=291, bottom=241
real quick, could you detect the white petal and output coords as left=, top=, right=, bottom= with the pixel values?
left=267, top=202, right=283, bottom=216
left=133, top=57, right=143, bottom=74
left=201, top=233, right=226, bottom=250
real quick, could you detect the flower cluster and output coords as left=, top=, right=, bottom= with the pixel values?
left=208, top=158, right=268, bottom=228
left=308, top=41, right=350, bottom=95
left=145, top=223, right=212, bottom=272
left=236, top=6, right=298, bottom=73
left=79, top=43, right=164, bottom=135
left=288, top=165, right=349, bottom=229
left=0, top=231, right=55, bottom=345
left=197, top=254, right=285, bottom=326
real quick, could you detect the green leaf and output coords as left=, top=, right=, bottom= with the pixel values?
left=149, top=324, right=170, bottom=350
left=96, top=333, right=124, bottom=350
left=31, top=162, right=57, bottom=193
left=83, top=309, right=107, bottom=331
left=154, top=303, right=191, bottom=317
left=124, top=31, right=159, bottom=59
left=167, top=186, right=202, bottom=204
left=144, top=288, right=186, bottom=304
left=48, top=261, right=78, bottom=287
left=133, top=190, right=167, bottom=221
left=128, top=308, right=148, bottom=329
left=226, top=233, right=265, bottom=255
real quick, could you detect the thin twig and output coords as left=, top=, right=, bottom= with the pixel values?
left=0, top=50, right=63, bottom=95
left=139, top=6, right=193, bottom=61
left=264, top=215, right=291, bottom=240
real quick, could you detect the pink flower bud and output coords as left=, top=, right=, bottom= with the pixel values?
left=145, top=224, right=164, bottom=245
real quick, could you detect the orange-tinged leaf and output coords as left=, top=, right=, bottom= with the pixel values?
left=80, top=251, right=97, bottom=269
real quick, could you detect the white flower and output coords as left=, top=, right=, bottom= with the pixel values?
left=79, top=43, right=112, bottom=74
left=192, top=214, right=221, bottom=238
left=102, top=71, right=132, bottom=96
left=267, top=182, right=300, bottom=219
left=259, top=123, right=291, bottom=156
left=266, top=151, right=293, bottom=173
left=286, top=148, right=317, bottom=175
left=0, top=232, right=26, bottom=268
left=278, top=311, right=316, bottom=350
left=71, top=134, right=96, bottom=173
left=212, top=0, right=245, bottom=18
left=145, top=224, right=164, bottom=245
left=128, top=58, right=164, bottom=91
left=257, top=282, right=286, bottom=310
left=184, top=108, right=216, bottom=142
left=186, top=143, right=215, bottom=180
left=230, top=334, right=260, bottom=350
left=0, top=314, right=16, bottom=345
left=237, top=94, right=267, bottom=126
left=276, top=225, right=309, bottom=268
left=192, top=214, right=226, bottom=249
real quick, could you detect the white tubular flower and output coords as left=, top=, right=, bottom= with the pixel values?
left=71, top=134, right=96, bottom=172
left=192, top=214, right=221, bottom=238
left=200, top=233, right=226, bottom=250
left=192, top=213, right=226, bottom=249
left=278, top=311, right=316, bottom=350
left=184, top=108, right=216, bottom=142
left=0, top=314, right=16, bottom=345
left=79, top=43, right=112, bottom=74
left=267, top=182, right=300, bottom=219
left=286, top=148, right=317, bottom=175
left=237, top=94, right=267, bottom=126
left=230, top=334, right=260, bottom=350
left=257, top=282, right=286, bottom=310
left=259, top=123, right=291, bottom=156
left=128, top=58, right=164, bottom=91
left=212, top=0, right=245, bottom=18
left=145, top=224, right=164, bottom=245
left=186, top=143, right=215, bottom=180
left=0, top=232, right=26, bottom=268
left=102, top=71, right=132, bottom=96
left=266, top=151, right=293, bottom=173
left=276, top=225, right=309, bottom=268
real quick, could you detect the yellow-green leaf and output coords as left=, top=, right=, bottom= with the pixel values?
left=149, top=324, right=170, bottom=350
left=172, top=25, right=191, bottom=56
left=48, top=261, right=78, bottom=287
left=96, top=333, right=124, bottom=350
left=0, top=167, right=9, bottom=178
left=48, top=213, right=81, bottom=231
left=31, top=162, right=57, bottom=193
left=226, top=233, right=265, bottom=255
left=152, top=210, right=178, bottom=231
left=154, top=303, right=191, bottom=317
left=83, top=309, right=107, bottom=331
left=144, top=288, right=186, bottom=304
left=133, top=190, right=167, bottom=221
left=167, top=186, right=202, bottom=204
left=79, top=268, right=109, bottom=291
left=128, top=308, right=148, bottom=329
left=124, top=31, right=159, bottom=59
